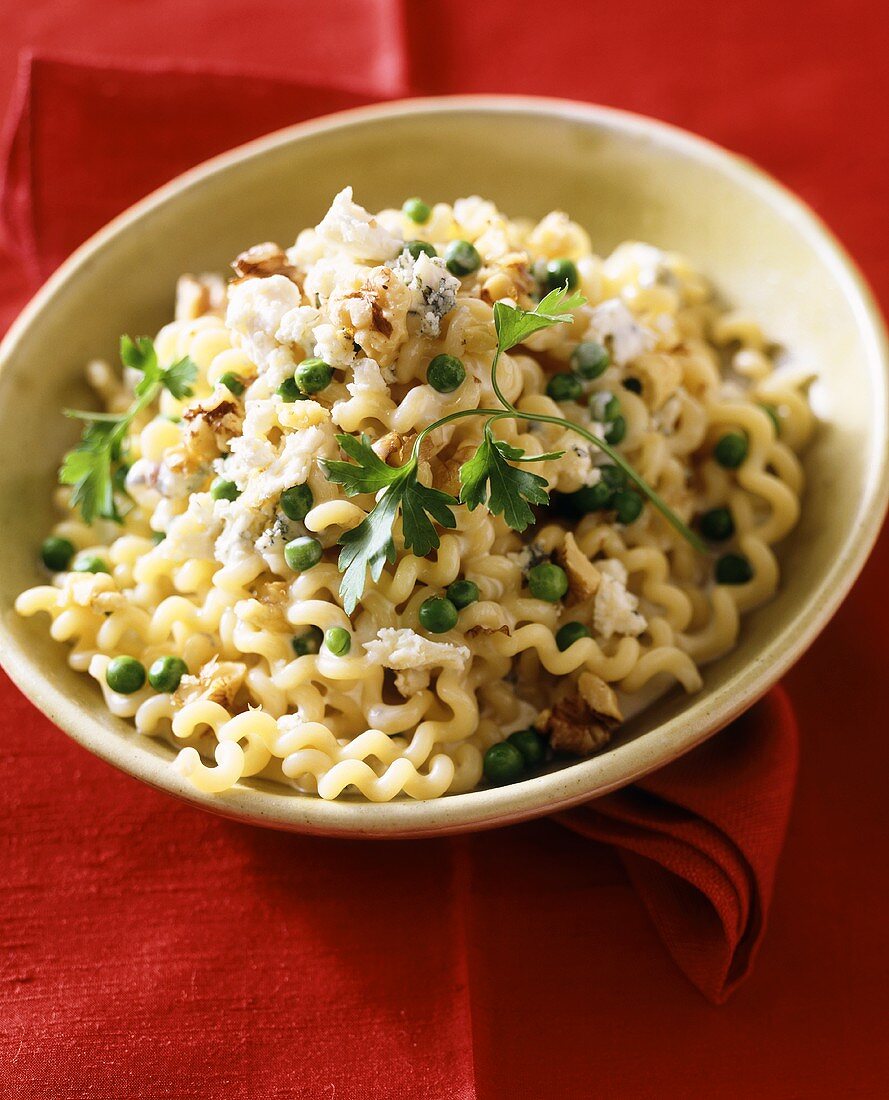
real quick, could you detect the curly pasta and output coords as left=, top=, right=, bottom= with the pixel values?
left=17, top=190, right=813, bottom=800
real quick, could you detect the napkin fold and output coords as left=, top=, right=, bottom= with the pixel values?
left=0, top=55, right=800, bottom=1006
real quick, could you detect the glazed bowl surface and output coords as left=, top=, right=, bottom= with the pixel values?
left=1, top=96, right=886, bottom=837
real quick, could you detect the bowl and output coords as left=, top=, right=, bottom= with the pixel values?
left=1, top=96, right=886, bottom=837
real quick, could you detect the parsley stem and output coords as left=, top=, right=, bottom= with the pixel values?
left=412, top=407, right=504, bottom=459
left=414, top=358, right=706, bottom=553
left=499, top=408, right=707, bottom=553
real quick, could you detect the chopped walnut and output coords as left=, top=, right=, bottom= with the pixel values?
left=172, top=658, right=247, bottom=710
left=465, top=624, right=510, bottom=639
left=231, top=242, right=299, bottom=283
left=632, top=352, right=684, bottom=411
left=538, top=671, right=622, bottom=755
left=430, top=439, right=479, bottom=497
left=555, top=533, right=601, bottom=602
left=175, top=274, right=227, bottom=321
left=372, top=431, right=413, bottom=466
left=181, top=394, right=243, bottom=463
left=478, top=252, right=536, bottom=309
left=330, top=267, right=411, bottom=367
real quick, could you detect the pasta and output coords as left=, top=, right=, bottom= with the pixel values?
left=16, top=189, right=814, bottom=801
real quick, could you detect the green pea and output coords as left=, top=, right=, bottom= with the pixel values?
left=210, top=478, right=239, bottom=502
left=446, top=579, right=479, bottom=609
left=528, top=562, right=568, bottom=602
left=613, top=490, right=644, bottom=525
left=483, top=742, right=525, bottom=785
left=714, top=432, right=748, bottom=468
left=444, top=239, right=481, bottom=277
left=105, top=656, right=146, bottom=695
left=537, top=257, right=579, bottom=293
left=622, top=377, right=643, bottom=394
left=546, top=373, right=583, bottom=403
left=284, top=536, right=323, bottom=573
left=41, top=536, right=75, bottom=572
left=427, top=354, right=466, bottom=393
left=699, top=506, right=735, bottom=542
left=324, top=626, right=352, bottom=656
left=72, top=554, right=110, bottom=574
left=418, top=596, right=458, bottom=634
left=405, top=240, right=437, bottom=260
left=219, top=372, right=245, bottom=396
left=292, top=626, right=324, bottom=656
left=571, top=341, right=610, bottom=379
left=276, top=377, right=303, bottom=402
left=507, top=728, right=547, bottom=768
left=602, top=395, right=622, bottom=421
left=605, top=415, right=627, bottom=445
left=600, top=465, right=627, bottom=490
left=554, top=482, right=614, bottom=516
left=759, top=403, right=781, bottom=436
left=295, top=358, right=333, bottom=395
left=280, top=483, right=314, bottom=522
left=148, top=655, right=188, bottom=693
left=403, top=197, right=431, bottom=224
left=555, top=621, right=590, bottom=651
left=715, top=552, right=753, bottom=585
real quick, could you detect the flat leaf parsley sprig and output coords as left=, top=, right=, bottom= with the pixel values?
left=60, top=336, right=197, bottom=523
left=323, top=286, right=706, bottom=613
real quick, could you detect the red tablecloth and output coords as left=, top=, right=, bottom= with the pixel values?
left=1, top=3, right=888, bottom=1097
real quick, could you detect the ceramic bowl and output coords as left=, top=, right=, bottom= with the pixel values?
left=1, top=97, right=886, bottom=837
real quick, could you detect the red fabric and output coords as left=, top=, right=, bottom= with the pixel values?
left=0, top=3, right=887, bottom=1092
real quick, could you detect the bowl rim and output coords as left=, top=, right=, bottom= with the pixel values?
left=1, top=93, right=887, bottom=838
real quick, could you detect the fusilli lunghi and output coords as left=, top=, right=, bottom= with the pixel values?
left=17, top=190, right=813, bottom=800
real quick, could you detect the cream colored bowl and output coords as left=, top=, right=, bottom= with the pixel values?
left=1, top=97, right=886, bottom=837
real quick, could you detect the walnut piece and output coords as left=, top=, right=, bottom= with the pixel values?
left=330, top=267, right=411, bottom=367
left=555, top=533, right=601, bottom=602
left=538, top=671, right=623, bottom=756
left=175, top=274, right=227, bottom=321
left=182, top=395, right=243, bottom=463
left=172, top=658, right=247, bottom=710
left=464, top=624, right=510, bottom=639
left=478, top=252, right=536, bottom=309
left=231, top=242, right=299, bottom=282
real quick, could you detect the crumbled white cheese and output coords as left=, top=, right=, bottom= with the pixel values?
left=315, top=187, right=403, bottom=262
left=238, top=423, right=337, bottom=511
left=363, top=627, right=470, bottom=671
left=276, top=304, right=322, bottom=353
left=587, top=299, right=656, bottom=366
left=312, top=321, right=355, bottom=369
left=160, top=492, right=222, bottom=561
left=223, top=398, right=280, bottom=486
left=226, top=275, right=302, bottom=368
left=593, top=559, right=647, bottom=639
left=394, top=667, right=431, bottom=698
left=346, top=357, right=390, bottom=399
left=406, top=252, right=459, bottom=337
left=254, top=514, right=300, bottom=572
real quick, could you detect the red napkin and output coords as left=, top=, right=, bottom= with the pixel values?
left=0, top=53, right=798, bottom=1026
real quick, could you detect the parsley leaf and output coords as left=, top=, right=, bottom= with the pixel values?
left=162, top=356, right=199, bottom=400
left=493, top=284, right=586, bottom=354
left=59, top=336, right=197, bottom=524
left=322, top=435, right=458, bottom=612
left=322, top=434, right=401, bottom=495
left=60, top=419, right=121, bottom=523
left=459, top=426, right=551, bottom=532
